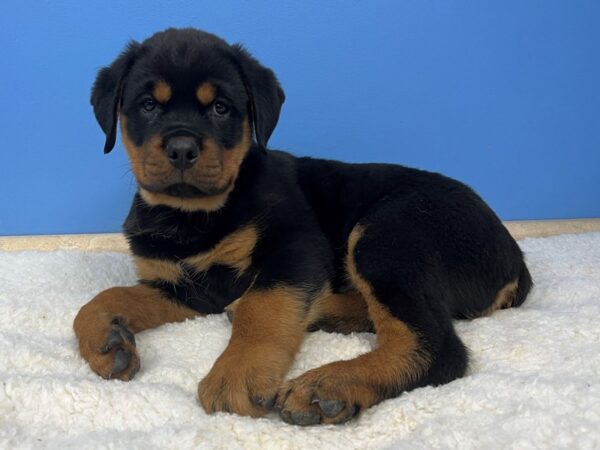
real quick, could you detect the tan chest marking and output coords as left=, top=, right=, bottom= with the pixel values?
left=133, top=226, right=259, bottom=283
left=185, top=225, right=258, bottom=273
left=133, top=256, right=183, bottom=283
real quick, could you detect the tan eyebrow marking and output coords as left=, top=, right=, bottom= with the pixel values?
left=196, top=82, right=217, bottom=105
left=152, top=80, right=172, bottom=103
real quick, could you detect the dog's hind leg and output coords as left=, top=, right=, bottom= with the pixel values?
left=276, top=223, right=468, bottom=425
left=306, top=291, right=374, bottom=334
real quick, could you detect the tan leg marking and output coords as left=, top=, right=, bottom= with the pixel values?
left=73, top=284, right=198, bottom=380
left=276, top=225, right=429, bottom=425
left=307, top=291, right=374, bottom=334
left=479, top=280, right=519, bottom=317
left=199, top=285, right=307, bottom=417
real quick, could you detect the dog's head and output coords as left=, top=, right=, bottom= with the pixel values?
left=91, top=28, right=285, bottom=211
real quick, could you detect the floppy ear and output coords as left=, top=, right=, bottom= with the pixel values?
left=230, top=44, right=285, bottom=152
left=90, top=41, right=141, bottom=154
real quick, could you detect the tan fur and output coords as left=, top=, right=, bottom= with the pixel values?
left=152, top=80, right=172, bottom=103
left=479, top=280, right=518, bottom=317
left=221, top=122, right=252, bottom=183
left=132, top=225, right=258, bottom=286
left=276, top=225, right=429, bottom=424
left=138, top=187, right=233, bottom=212
left=121, top=116, right=252, bottom=213
left=196, top=82, right=216, bottom=105
left=190, top=120, right=252, bottom=194
left=133, top=256, right=182, bottom=284
left=73, top=284, right=198, bottom=380
left=345, top=225, right=428, bottom=378
left=307, top=290, right=373, bottom=333
left=199, top=285, right=307, bottom=417
left=185, top=225, right=258, bottom=274
left=121, top=116, right=171, bottom=186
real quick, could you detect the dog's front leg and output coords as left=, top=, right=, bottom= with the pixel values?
left=198, top=285, right=308, bottom=417
left=73, top=284, right=198, bottom=380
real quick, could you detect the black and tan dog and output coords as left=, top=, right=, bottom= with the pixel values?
left=74, top=28, right=532, bottom=426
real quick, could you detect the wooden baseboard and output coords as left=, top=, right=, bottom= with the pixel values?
left=0, top=233, right=129, bottom=252
left=1, top=219, right=599, bottom=252
left=503, top=219, right=600, bottom=240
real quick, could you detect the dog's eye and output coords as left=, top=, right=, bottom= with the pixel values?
left=142, top=99, right=157, bottom=112
left=213, top=101, right=230, bottom=116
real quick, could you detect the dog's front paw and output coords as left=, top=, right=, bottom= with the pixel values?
left=75, top=315, right=140, bottom=381
left=198, top=347, right=282, bottom=417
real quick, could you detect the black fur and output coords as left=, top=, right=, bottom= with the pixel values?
left=91, top=42, right=141, bottom=153
left=92, top=27, right=532, bottom=411
left=229, top=44, right=285, bottom=152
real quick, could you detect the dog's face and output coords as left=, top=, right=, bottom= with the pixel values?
left=91, top=28, right=284, bottom=211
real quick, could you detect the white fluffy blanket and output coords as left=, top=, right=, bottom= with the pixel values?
left=1, top=233, right=600, bottom=449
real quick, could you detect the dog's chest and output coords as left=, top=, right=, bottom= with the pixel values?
left=133, top=226, right=258, bottom=313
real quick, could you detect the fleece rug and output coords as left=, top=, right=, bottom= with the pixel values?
left=1, top=232, right=600, bottom=449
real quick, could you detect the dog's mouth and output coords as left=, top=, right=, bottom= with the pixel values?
left=141, top=181, right=231, bottom=198
left=164, top=183, right=207, bottom=198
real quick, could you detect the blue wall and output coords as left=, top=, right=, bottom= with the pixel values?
left=1, top=1, right=599, bottom=235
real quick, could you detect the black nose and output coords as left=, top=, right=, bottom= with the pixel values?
left=165, top=137, right=200, bottom=170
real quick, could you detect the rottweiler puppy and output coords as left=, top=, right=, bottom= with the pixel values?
left=74, top=28, right=532, bottom=426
